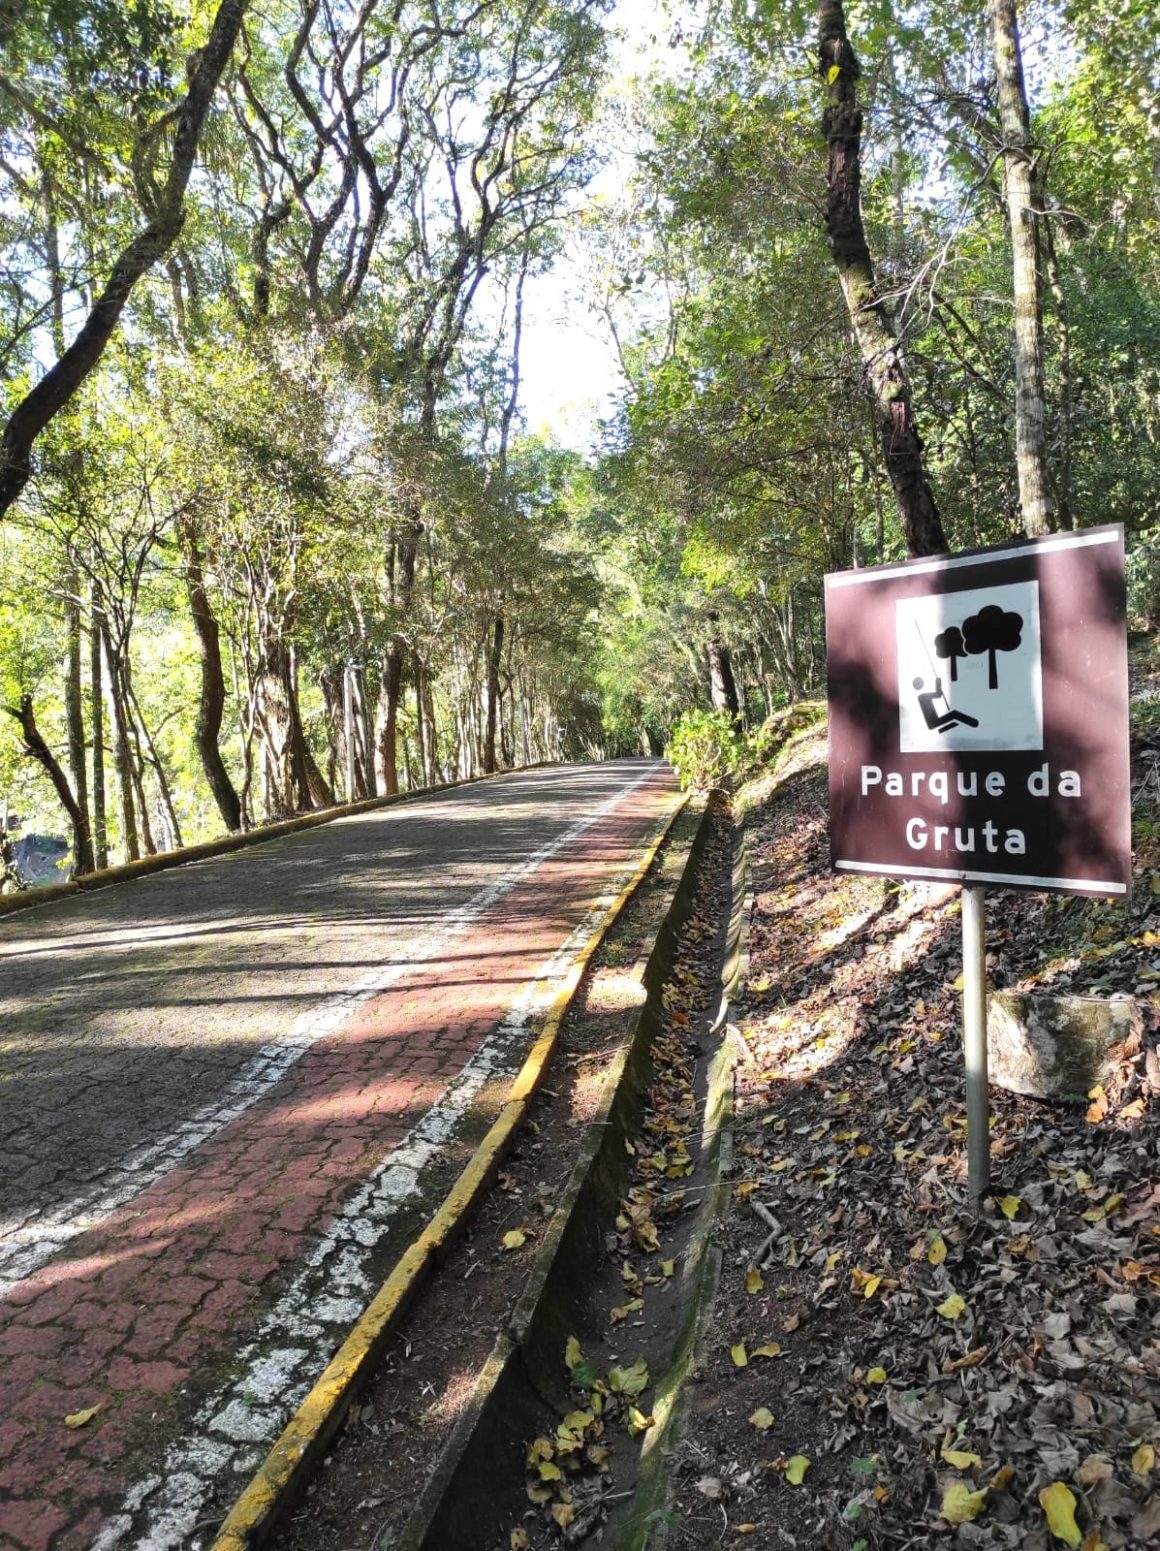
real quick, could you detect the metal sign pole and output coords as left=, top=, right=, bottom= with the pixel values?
left=961, top=883, right=990, bottom=1202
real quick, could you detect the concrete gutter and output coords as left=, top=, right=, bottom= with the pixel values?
left=388, top=794, right=722, bottom=1551
left=0, top=763, right=548, bottom=921
left=207, top=786, right=689, bottom=1551
left=639, top=806, right=753, bottom=1551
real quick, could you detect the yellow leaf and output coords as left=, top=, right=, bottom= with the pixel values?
left=1039, top=1481, right=1082, bottom=1547
left=565, top=1336, right=583, bottom=1370
left=1131, top=1441, right=1155, bottom=1477
left=660, top=1259, right=675, bottom=1277
left=785, top=1454, right=810, bottom=1486
left=737, top=1526, right=757, bottom=1535
left=731, top=1343, right=748, bottom=1367
left=937, top=1292, right=967, bottom=1320
left=866, top=1366, right=887, bottom=1385
left=502, top=1229, right=526, bottom=1251
left=627, top=1406, right=654, bottom=1436
left=826, top=63, right=841, bottom=84
left=745, top=1267, right=764, bottom=1295
left=550, top=1501, right=574, bottom=1530
left=752, top=1342, right=782, bottom=1359
left=749, top=1407, right=775, bottom=1430
left=511, top=1531, right=530, bottom=1551
left=941, top=1441, right=983, bottom=1470
left=928, top=1235, right=947, bottom=1266
left=64, top=1405, right=101, bottom=1429
left=863, top=1275, right=882, bottom=1299
left=538, top=1460, right=562, bottom=1482
left=942, top=1482, right=988, bottom=1524
left=998, top=1195, right=1021, bottom=1220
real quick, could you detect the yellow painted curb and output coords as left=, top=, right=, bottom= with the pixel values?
left=0, top=762, right=550, bottom=920
left=209, top=785, right=690, bottom=1551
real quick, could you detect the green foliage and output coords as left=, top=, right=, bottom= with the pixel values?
left=666, top=709, right=743, bottom=791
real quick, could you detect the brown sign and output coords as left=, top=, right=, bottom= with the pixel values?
left=825, top=526, right=1131, bottom=898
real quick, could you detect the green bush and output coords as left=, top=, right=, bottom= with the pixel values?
left=665, top=709, right=743, bottom=790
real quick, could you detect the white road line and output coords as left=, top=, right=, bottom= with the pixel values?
left=0, top=766, right=662, bottom=1300
left=95, top=827, right=661, bottom=1549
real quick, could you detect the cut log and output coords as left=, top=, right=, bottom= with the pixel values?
left=987, top=990, right=1142, bottom=1101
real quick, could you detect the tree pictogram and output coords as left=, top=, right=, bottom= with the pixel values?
left=934, top=625, right=967, bottom=682
left=962, top=604, right=1023, bottom=689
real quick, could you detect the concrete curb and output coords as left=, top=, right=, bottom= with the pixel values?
left=0, top=762, right=551, bottom=921
left=389, top=795, right=718, bottom=1551
left=207, top=786, right=689, bottom=1551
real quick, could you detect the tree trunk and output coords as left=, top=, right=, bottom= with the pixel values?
left=0, top=0, right=250, bottom=516
left=118, top=660, right=156, bottom=856
left=415, top=656, right=431, bottom=787
left=125, top=677, right=183, bottom=850
left=101, top=621, right=139, bottom=862
left=63, top=572, right=92, bottom=870
left=3, top=695, right=94, bottom=874
left=177, top=513, right=242, bottom=830
left=817, top=0, right=949, bottom=559
left=90, top=581, right=108, bottom=868
left=1041, top=213, right=1073, bottom=530
left=988, top=0, right=1053, bottom=536
left=706, top=620, right=741, bottom=720
left=483, top=614, right=504, bottom=774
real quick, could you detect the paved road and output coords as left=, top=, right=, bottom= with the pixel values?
left=0, top=760, right=678, bottom=1551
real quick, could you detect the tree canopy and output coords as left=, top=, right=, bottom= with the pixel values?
left=1, top=0, right=1157, bottom=870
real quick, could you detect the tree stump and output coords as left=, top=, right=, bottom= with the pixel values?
left=987, top=991, right=1142, bottom=1101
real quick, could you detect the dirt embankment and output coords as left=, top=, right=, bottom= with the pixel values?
left=666, top=694, right=1159, bottom=1551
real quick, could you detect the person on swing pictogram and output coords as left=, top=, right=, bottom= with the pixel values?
left=913, top=676, right=980, bottom=733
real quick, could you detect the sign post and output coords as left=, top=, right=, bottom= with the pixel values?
left=825, top=527, right=1131, bottom=1204
left=961, top=883, right=989, bottom=1200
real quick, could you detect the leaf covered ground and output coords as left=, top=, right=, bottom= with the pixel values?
left=666, top=686, right=1160, bottom=1550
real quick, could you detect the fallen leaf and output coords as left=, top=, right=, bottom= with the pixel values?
left=627, top=1405, right=654, bottom=1435
left=550, top=1501, right=574, bottom=1530
left=745, top=1267, right=764, bottom=1295
left=863, top=1275, right=882, bottom=1300
left=731, top=1343, right=748, bottom=1367
left=942, top=1482, right=988, bottom=1524
left=1039, top=1481, right=1082, bottom=1547
left=502, top=1229, right=526, bottom=1251
left=1076, top=1455, right=1113, bottom=1488
left=866, top=1367, right=887, bottom=1385
left=941, top=1440, right=983, bottom=1470
left=697, top=1476, right=722, bottom=1500
left=785, top=1455, right=810, bottom=1486
left=928, top=1235, right=947, bottom=1267
left=510, top=1531, right=529, bottom=1551
left=997, top=1195, right=1021, bottom=1220
left=752, top=1342, right=782, bottom=1359
left=1131, top=1442, right=1155, bottom=1477
left=749, top=1407, right=775, bottom=1430
left=937, top=1292, right=966, bottom=1320
left=64, top=1405, right=101, bottom=1429
left=660, top=1259, right=675, bottom=1277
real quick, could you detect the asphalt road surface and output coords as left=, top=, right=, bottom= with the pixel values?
left=0, top=759, right=678, bottom=1551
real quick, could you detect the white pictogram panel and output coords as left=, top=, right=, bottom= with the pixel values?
left=896, top=580, right=1043, bottom=753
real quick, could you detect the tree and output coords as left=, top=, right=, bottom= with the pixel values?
left=0, top=0, right=250, bottom=516
left=816, top=0, right=949, bottom=559
left=988, top=0, right=1053, bottom=535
